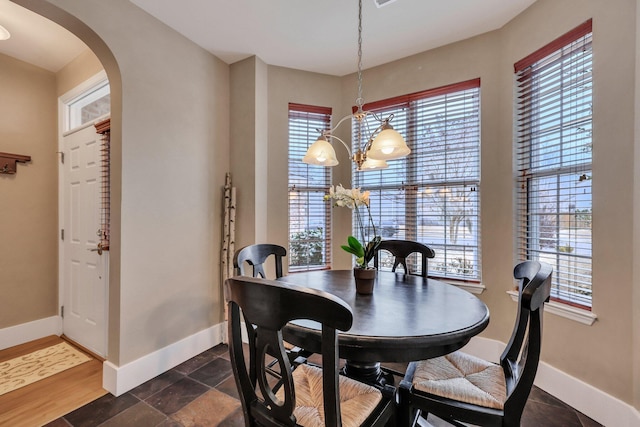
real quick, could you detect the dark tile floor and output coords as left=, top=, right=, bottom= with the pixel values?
left=44, top=344, right=602, bottom=427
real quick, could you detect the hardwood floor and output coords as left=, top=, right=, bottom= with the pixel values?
left=0, top=335, right=107, bottom=427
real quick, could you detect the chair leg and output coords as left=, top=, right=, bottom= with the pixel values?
left=397, top=385, right=420, bottom=427
left=397, top=407, right=420, bottom=427
left=443, top=418, right=468, bottom=427
left=425, top=414, right=467, bottom=427
left=414, top=412, right=430, bottom=427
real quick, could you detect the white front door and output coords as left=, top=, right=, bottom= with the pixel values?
left=61, top=124, right=108, bottom=357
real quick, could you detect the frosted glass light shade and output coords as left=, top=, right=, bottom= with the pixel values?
left=367, top=125, right=410, bottom=160
left=302, top=137, right=339, bottom=166
left=358, top=157, right=388, bottom=171
left=0, top=25, right=10, bottom=41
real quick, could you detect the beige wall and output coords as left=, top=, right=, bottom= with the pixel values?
left=266, top=66, right=344, bottom=271
left=634, top=0, right=640, bottom=411
left=56, top=48, right=103, bottom=96
left=502, top=0, right=636, bottom=404
left=0, top=54, right=58, bottom=329
left=0, top=45, right=102, bottom=331
left=230, top=57, right=261, bottom=251
left=253, top=0, right=638, bottom=406
left=13, top=0, right=230, bottom=366
left=231, top=62, right=343, bottom=274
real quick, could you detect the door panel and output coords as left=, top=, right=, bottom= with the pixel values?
left=62, top=124, right=108, bottom=357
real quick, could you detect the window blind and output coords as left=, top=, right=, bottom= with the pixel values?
left=288, top=103, right=332, bottom=271
left=515, top=20, right=593, bottom=309
left=354, top=80, right=481, bottom=280
left=94, top=118, right=110, bottom=251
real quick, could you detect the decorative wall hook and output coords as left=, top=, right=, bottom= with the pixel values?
left=0, top=152, right=31, bottom=174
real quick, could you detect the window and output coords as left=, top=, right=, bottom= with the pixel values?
left=354, top=79, right=481, bottom=281
left=66, top=80, right=110, bottom=131
left=288, top=103, right=332, bottom=271
left=515, top=20, right=593, bottom=309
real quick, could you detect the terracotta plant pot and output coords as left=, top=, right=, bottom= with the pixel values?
left=353, top=268, right=376, bottom=295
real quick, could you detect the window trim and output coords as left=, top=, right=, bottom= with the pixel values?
left=507, top=290, right=597, bottom=325
left=514, top=19, right=593, bottom=310
left=287, top=103, right=333, bottom=272
left=353, top=79, right=482, bottom=282
left=358, top=78, right=481, bottom=112
left=60, top=71, right=110, bottom=133
left=514, top=20, right=593, bottom=72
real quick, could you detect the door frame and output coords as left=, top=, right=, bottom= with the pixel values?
left=57, top=70, right=109, bottom=354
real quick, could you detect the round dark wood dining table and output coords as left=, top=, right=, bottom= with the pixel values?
left=278, top=269, right=490, bottom=387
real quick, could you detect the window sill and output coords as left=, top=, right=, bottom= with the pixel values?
left=442, top=280, right=485, bottom=295
left=506, top=290, right=597, bottom=326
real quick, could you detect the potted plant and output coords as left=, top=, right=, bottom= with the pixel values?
left=325, top=185, right=381, bottom=294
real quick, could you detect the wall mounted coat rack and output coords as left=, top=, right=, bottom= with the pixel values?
left=0, top=152, right=31, bottom=174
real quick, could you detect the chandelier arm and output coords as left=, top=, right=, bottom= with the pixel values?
left=302, top=0, right=407, bottom=170
left=368, top=111, right=394, bottom=123
left=362, top=123, right=385, bottom=151
left=324, top=134, right=353, bottom=158
left=331, top=113, right=359, bottom=132
left=317, top=111, right=363, bottom=140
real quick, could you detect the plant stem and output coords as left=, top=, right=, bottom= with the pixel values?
left=355, top=206, right=366, bottom=244
left=366, top=203, right=377, bottom=238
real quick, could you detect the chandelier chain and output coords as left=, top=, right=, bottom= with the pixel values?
left=355, top=0, right=365, bottom=160
left=301, top=0, right=409, bottom=170
left=356, top=0, right=364, bottom=112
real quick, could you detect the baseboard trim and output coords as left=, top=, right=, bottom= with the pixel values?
left=0, top=316, right=62, bottom=350
left=102, top=323, right=225, bottom=396
left=464, top=336, right=640, bottom=427
left=535, top=360, right=640, bottom=427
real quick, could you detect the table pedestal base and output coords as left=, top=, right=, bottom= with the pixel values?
left=342, top=360, right=395, bottom=390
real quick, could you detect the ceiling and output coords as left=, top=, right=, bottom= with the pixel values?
left=0, top=0, right=537, bottom=76
left=0, top=0, right=87, bottom=72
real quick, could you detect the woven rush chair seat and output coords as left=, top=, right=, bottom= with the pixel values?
left=412, top=351, right=507, bottom=410
left=398, top=260, right=552, bottom=427
left=225, top=276, right=395, bottom=427
left=276, top=364, right=383, bottom=427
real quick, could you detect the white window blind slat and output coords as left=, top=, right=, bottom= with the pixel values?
left=354, top=81, right=481, bottom=281
left=515, top=21, right=593, bottom=309
left=288, top=104, right=332, bottom=271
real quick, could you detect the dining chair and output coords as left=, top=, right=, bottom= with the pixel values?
left=397, top=260, right=553, bottom=427
left=373, top=239, right=435, bottom=277
left=225, top=276, right=395, bottom=427
left=233, top=243, right=286, bottom=279
left=232, top=243, right=310, bottom=381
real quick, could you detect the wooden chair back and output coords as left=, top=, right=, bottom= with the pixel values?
left=225, top=276, right=353, bottom=427
left=234, top=244, right=286, bottom=279
left=397, top=260, right=552, bottom=427
left=373, top=239, right=435, bottom=277
left=500, top=260, right=552, bottom=425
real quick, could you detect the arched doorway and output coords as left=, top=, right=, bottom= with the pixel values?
left=9, top=0, right=122, bottom=366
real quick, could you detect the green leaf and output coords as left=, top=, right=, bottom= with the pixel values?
left=341, top=244, right=360, bottom=256
left=346, top=235, right=364, bottom=257
left=363, top=236, right=382, bottom=265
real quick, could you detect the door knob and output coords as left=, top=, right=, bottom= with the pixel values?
left=88, top=243, right=103, bottom=255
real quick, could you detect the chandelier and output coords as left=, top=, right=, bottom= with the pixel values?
left=302, top=0, right=410, bottom=171
left=0, top=24, right=10, bottom=41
